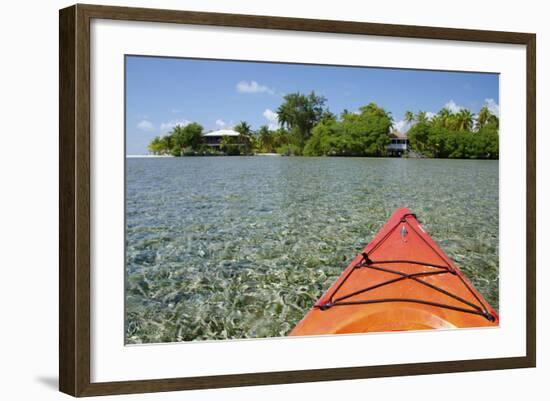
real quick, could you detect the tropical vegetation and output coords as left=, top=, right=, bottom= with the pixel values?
left=406, top=105, right=499, bottom=159
left=303, top=103, right=393, bottom=156
left=147, top=92, right=499, bottom=159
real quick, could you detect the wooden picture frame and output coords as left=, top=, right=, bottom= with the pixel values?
left=59, top=3, right=536, bottom=397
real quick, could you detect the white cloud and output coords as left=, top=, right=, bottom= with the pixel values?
left=484, top=98, right=500, bottom=116
left=263, top=109, right=279, bottom=130
left=263, top=109, right=277, bottom=122
left=160, top=119, right=191, bottom=132
left=393, top=120, right=411, bottom=133
left=236, top=80, right=274, bottom=95
left=426, top=111, right=436, bottom=120
left=444, top=100, right=465, bottom=113
left=215, top=119, right=226, bottom=128
left=136, top=120, right=155, bottom=132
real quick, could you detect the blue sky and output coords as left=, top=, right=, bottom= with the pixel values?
left=126, top=56, right=499, bottom=155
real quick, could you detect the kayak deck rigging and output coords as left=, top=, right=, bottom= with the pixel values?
left=317, top=253, right=495, bottom=321
left=289, top=209, right=499, bottom=336
left=316, top=213, right=495, bottom=322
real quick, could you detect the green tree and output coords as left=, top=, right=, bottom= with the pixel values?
left=406, top=105, right=498, bottom=159
left=277, top=91, right=327, bottom=147
left=234, top=121, right=251, bottom=136
left=233, top=121, right=254, bottom=155
left=219, top=135, right=241, bottom=155
left=320, top=110, right=337, bottom=123
left=171, top=123, right=204, bottom=150
left=147, top=122, right=204, bottom=156
left=159, top=135, right=173, bottom=152
left=271, top=129, right=293, bottom=151
left=455, top=109, right=474, bottom=131
left=476, top=106, right=499, bottom=131
left=404, top=110, right=415, bottom=124
left=415, top=111, right=429, bottom=124
left=476, top=105, right=491, bottom=130
left=407, top=121, right=432, bottom=156
left=304, top=102, right=392, bottom=156
left=257, top=125, right=275, bottom=153
left=341, top=109, right=352, bottom=119
left=432, top=107, right=453, bottom=129
left=147, top=135, right=173, bottom=155
left=148, top=136, right=163, bottom=155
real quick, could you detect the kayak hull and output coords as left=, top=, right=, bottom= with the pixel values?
left=289, top=208, right=498, bottom=336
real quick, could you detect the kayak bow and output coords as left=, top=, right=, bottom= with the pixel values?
left=289, top=208, right=499, bottom=336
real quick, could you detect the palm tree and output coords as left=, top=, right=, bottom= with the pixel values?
left=159, top=135, right=173, bottom=153
left=257, top=125, right=274, bottom=153
left=219, top=135, right=234, bottom=153
left=437, top=107, right=453, bottom=128
left=455, top=109, right=474, bottom=131
left=234, top=121, right=253, bottom=154
left=148, top=136, right=163, bottom=155
left=169, top=124, right=186, bottom=148
left=404, top=110, right=415, bottom=124
left=234, top=121, right=251, bottom=136
left=476, top=106, right=491, bottom=130
left=488, top=114, right=499, bottom=129
left=359, top=103, right=392, bottom=120
left=276, top=91, right=327, bottom=146
left=415, top=111, right=428, bottom=124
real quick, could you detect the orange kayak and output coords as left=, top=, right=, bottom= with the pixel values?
left=290, top=208, right=499, bottom=336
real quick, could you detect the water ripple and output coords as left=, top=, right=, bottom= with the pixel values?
left=125, top=157, right=499, bottom=343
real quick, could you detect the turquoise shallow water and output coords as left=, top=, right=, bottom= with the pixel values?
left=125, top=156, right=499, bottom=344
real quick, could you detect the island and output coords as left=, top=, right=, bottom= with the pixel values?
left=147, top=91, right=499, bottom=159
